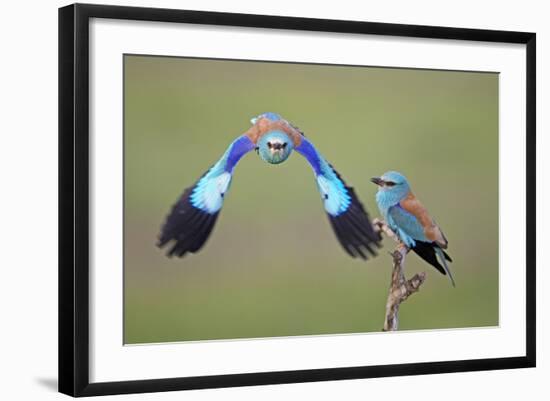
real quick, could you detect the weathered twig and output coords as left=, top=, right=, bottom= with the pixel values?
left=372, top=218, right=400, bottom=243
left=372, top=218, right=427, bottom=331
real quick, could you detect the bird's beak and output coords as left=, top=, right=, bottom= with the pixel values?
left=370, top=177, right=384, bottom=186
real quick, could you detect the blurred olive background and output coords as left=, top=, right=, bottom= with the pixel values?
left=124, top=55, right=498, bottom=344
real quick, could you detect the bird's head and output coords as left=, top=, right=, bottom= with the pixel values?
left=250, top=112, right=282, bottom=125
left=257, top=130, right=294, bottom=164
left=371, top=171, right=411, bottom=199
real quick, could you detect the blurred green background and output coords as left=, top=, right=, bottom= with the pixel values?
left=124, top=55, right=498, bottom=344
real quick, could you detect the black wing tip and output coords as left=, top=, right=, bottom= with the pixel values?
left=329, top=210, right=382, bottom=260
left=324, top=164, right=383, bottom=260
left=411, top=240, right=455, bottom=284
left=157, top=190, right=220, bottom=259
left=411, top=241, right=446, bottom=275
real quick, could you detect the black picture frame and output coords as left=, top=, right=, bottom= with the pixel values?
left=59, top=3, right=536, bottom=397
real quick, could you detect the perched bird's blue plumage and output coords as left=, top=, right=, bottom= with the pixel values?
left=371, top=171, right=455, bottom=286
left=158, top=112, right=381, bottom=259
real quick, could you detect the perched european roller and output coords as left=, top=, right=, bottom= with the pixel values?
left=158, top=112, right=381, bottom=259
left=371, top=171, right=455, bottom=286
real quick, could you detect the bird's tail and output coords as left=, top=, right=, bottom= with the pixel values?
left=411, top=241, right=455, bottom=287
left=435, top=247, right=455, bottom=287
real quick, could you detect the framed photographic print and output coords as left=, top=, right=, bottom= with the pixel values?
left=58, top=3, right=536, bottom=397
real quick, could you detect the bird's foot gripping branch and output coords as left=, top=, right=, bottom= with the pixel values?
left=372, top=218, right=427, bottom=331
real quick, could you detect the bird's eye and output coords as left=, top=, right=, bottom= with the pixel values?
left=282, top=143, right=287, bottom=149
left=267, top=142, right=272, bottom=149
left=385, top=181, right=396, bottom=187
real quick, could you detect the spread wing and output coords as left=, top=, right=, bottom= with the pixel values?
left=295, top=137, right=381, bottom=259
left=157, top=135, right=255, bottom=257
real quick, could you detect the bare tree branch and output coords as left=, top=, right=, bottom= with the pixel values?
left=372, top=218, right=427, bottom=331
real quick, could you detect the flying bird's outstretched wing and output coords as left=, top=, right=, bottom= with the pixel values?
left=157, top=135, right=255, bottom=257
left=295, top=136, right=381, bottom=259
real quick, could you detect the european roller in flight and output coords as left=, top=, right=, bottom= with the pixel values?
left=371, top=171, right=455, bottom=286
left=158, top=112, right=381, bottom=259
